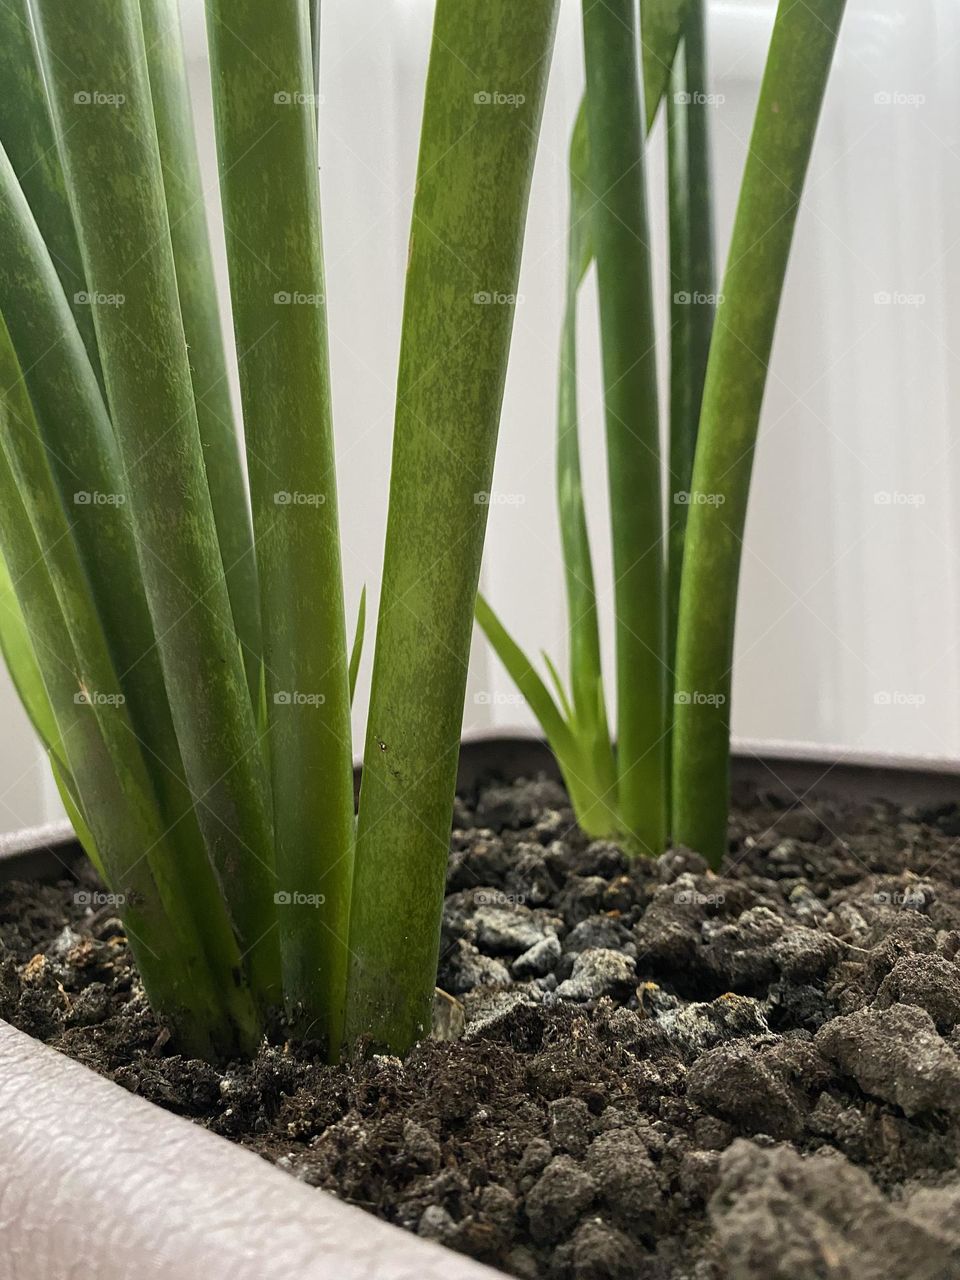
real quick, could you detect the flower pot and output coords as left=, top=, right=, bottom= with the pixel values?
left=2, top=732, right=959, bottom=1280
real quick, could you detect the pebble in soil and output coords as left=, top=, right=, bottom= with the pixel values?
left=3, top=777, right=960, bottom=1278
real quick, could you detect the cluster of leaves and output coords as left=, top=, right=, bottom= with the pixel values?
left=0, top=0, right=559, bottom=1060
left=479, top=0, right=848, bottom=868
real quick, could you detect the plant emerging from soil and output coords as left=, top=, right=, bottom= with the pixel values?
left=0, top=0, right=559, bottom=1059
left=478, top=0, right=848, bottom=867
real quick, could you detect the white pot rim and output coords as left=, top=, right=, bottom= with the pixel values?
left=0, top=1018, right=502, bottom=1280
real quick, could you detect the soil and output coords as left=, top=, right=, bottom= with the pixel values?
left=4, top=774, right=960, bottom=1279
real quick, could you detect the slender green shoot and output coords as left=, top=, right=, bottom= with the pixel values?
left=664, top=0, right=716, bottom=815
left=581, top=0, right=666, bottom=855
left=672, top=0, right=847, bottom=864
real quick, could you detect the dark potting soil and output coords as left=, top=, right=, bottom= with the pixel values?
left=4, top=776, right=960, bottom=1279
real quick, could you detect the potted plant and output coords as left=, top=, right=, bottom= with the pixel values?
left=2, top=2, right=960, bottom=1279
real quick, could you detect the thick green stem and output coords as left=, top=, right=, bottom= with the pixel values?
left=140, top=0, right=262, bottom=703
left=673, top=0, right=847, bottom=865
left=582, top=0, right=665, bottom=856
left=31, top=0, right=280, bottom=1006
left=346, top=0, right=559, bottom=1054
left=205, top=0, right=354, bottom=1050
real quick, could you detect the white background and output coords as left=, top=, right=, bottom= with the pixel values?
left=2, top=0, right=959, bottom=831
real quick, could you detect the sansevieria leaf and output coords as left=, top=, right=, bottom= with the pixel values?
left=347, top=0, right=561, bottom=1054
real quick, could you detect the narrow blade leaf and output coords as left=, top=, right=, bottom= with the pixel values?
left=673, top=0, right=847, bottom=864
left=557, top=100, right=615, bottom=797
left=582, top=0, right=667, bottom=854
left=140, top=0, right=262, bottom=702
left=0, top=0, right=103, bottom=388
left=347, top=0, right=561, bottom=1054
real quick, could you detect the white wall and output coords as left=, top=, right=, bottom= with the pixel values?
left=2, top=0, right=958, bottom=830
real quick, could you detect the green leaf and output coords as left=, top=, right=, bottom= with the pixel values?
left=583, top=0, right=666, bottom=855
left=477, top=597, right=621, bottom=841
left=476, top=596, right=575, bottom=758
left=346, top=0, right=561, bottom=1055
left=205, top=0, right=355, bottom=1049
left=310, top=0, right=321, bottom=98
left=542, top=650, right=574, bottom=725
left=665, top=0, right=715, bottom=822
left=49, top=752, right=104, bottom=881
left=349, top=586, right=366, bottom=705
left=0, top=0, right=103, bottom=389
left=0, top=547, right=62, bottom=762
left=140, top=0, right=262, bottom=703
left=31, top=0, right=280, bottom=1007
left=503, top=10, right=690, bottom=849
left=556, top=100, right=616, bottom=804
left=0, top=307, right=262, bottom=1056
left=640, top=0, right=695, bottom=131
left=673, top=0, right=847, bottom=865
